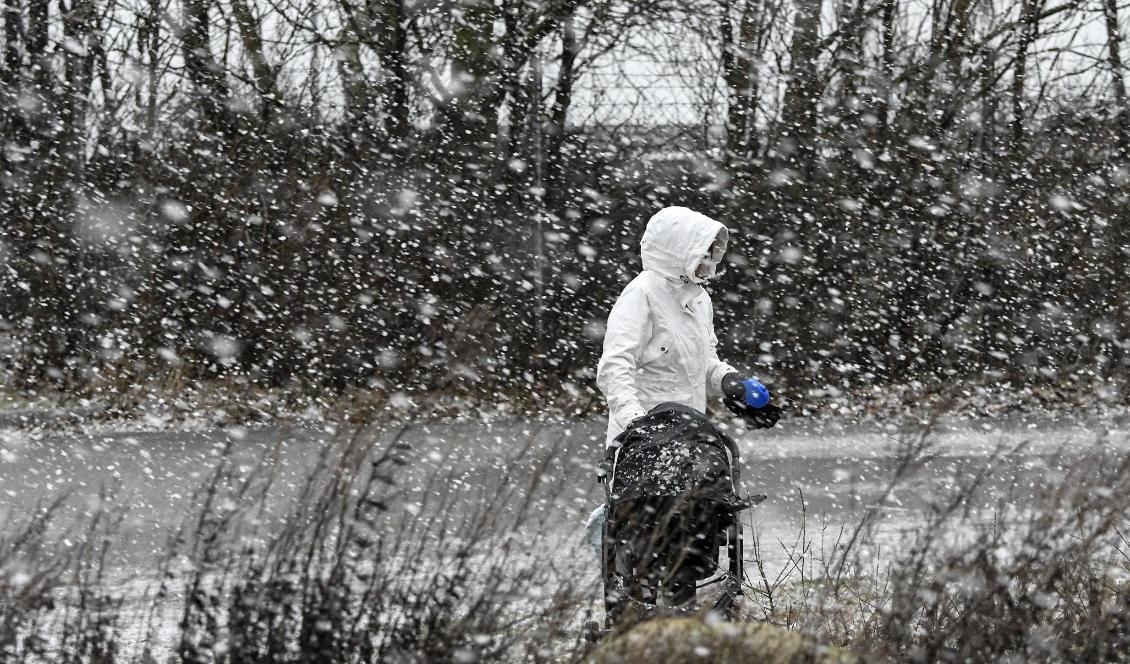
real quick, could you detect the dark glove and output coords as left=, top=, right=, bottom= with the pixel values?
left=724, top=397, right=782, bottom=429
left=721, top=372, right=781, bottom=429
left=721, top=373, right=770, bottom=408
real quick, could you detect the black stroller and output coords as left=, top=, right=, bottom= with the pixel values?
left=594, top=402, right=767, bottom=630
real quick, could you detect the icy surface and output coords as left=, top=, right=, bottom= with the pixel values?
left=2, top=413, right=1123, bottom=573
left=1, top=412, right=1127, bottom=659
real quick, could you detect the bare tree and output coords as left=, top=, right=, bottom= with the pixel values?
left=180, top=0, right=229, bottom=133
left=1102, top=0, right=1129, bottom=152
left=721, top=0, right=769, bottom=172
left=778, top=0, right=824, bottom=172
left=875, top=0, right=897, bottom=138
left=372, top=0, right=411, bottom=143
left=59, top=0, right=97, bottom=179
left=2, top=0, right=20, bottom=84
left=231, top=0, right=279, bottom=120
left=2, top=0, right=1129, bottom=400
left=544, top=11, right=578, bottom=210
left=1010, top=0, right=1044, bottom=145
left=26, top=0, right=49, bottom=93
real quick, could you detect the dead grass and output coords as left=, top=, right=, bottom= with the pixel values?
left=739, top=415, right=1130, bottom=662
left=1, top=411, right=595, bottom=663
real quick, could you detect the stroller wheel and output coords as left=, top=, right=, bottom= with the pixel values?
left=601, top=514, right=623, bottom=629
left=712, top=579, right=743, bottom=620
left=581, top=620, right=602, bottom=645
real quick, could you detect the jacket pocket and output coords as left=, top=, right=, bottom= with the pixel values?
left=637, top=331, right=672, bottom=367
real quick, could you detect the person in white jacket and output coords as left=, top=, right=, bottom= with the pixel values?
left=596, top=206, right=775, bottom=448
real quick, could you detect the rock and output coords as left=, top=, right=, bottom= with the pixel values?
left=585, top=616, right=863, bottom=664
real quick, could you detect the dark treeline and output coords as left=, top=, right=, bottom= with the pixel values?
left=2, top=0, right=1129, bottom=411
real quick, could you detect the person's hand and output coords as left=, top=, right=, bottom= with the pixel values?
left=746, top=402, right=782, bottom=428
left=723, top=396, right=782, bottom=429
left=722, top=373, right=770, bottom=408
left=722, top=372, right=781, bottom=429
left=722, top=372, right=743, bottom=400
left=622, top=405, right=648, bottom=430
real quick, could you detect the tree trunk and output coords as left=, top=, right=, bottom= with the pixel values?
left=27, top=0, right=49, bottom=92
left=836, top=0, right=867, bottom=119
left=336, top=26, right=371, bottom=146
left=230, top=0, right=279, bottom=121
left=435, top=0, right=501, bottom=171
left=721, top=0, right=763, bottom=172
left=1103, top=0, right=1129, bottom=153
left=977, top=47, right=997, bottom=162
left=434, top=0, right=587, bottom=174
left=60, top=0, right=96, bottom=179
left=92, top=9, right=120, bottom=154
left=876, top=0, right=896, bottom=137
left=181, top=0, right=229, bottom=133
left=937, top=0, right=977, bottom=129
left=778, top=0, right=823, bottom=173
left=544, top=13, right=576, bottom=214
left=2, top=0, right=20, bottom=83
left=2, top=0, right=24, bottom=143
left=335, top=0, right=413, bottom=152
left=374, top=0, right=410, bottom=145
left=145, top=0, right=159, bottom=133
left=1010, top=0, right=1042, bottom=145
left=899, top=0, right=977, bottom=139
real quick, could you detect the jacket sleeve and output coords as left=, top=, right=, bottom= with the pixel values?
left=596, top=287, right=651, bottom=429
left=705, top=297, right=738, bottom=396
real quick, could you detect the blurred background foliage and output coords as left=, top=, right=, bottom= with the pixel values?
left=2, top=0, right=1129, bottom=412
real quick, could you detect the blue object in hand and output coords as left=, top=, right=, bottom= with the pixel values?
left=741, top=378, right=770, bottom=408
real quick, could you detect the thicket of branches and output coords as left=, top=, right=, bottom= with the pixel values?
left=2, top=0, right=1130, bottom=409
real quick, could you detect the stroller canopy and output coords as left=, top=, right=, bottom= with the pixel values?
left=609, top=404, right=740, bottom=505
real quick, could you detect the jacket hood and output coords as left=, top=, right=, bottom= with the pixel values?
left=640, top=207, right=729, bottom=283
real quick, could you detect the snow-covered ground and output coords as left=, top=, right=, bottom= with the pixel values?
left=1, top=410, right=1127, bottom=657
left=3, top=411, right=1125, bottom=569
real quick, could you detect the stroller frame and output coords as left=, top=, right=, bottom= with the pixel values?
left=596, top=404, right=756, bottom=630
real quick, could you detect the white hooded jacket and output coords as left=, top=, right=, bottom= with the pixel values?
left=596, top=207, right=738, bottom=447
